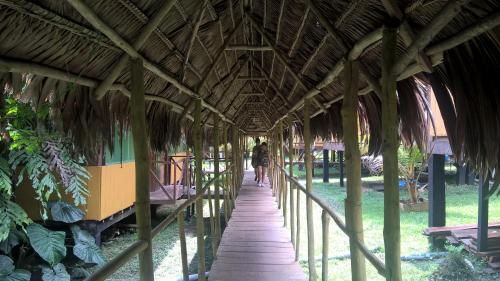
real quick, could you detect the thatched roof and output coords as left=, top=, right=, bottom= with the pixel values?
left=0, top=0, right=499, bottom=174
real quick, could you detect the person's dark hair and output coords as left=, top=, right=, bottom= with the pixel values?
left=256, top=137, right=260, bottom=143
left=261, top=142, right=267, bottom=146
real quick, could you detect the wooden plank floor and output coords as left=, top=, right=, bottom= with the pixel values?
left=209, top=171, right=307, bottom=281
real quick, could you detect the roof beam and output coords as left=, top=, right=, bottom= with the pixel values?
left=288, top=6, right=310, bottom=58
left=391, top=0, right=471, bottom=76
left=0, top=56, right=197, bottom=122
left=226, top=45, right=273, bottom=51
left=380, top=0, right=433, bottom=72
left=237, top=76, right=266, bottom=80
left=247, top=12, right=327, bottom=112
left=91, top=0, right=177, bottom=99
left=307, top=0, right=382, bottom=98
left=66, top=0, right=234, bottom=124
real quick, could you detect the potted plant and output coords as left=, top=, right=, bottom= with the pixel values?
left=398, top=146, right=428, bottom=212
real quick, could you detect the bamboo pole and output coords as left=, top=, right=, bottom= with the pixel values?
left=129, top=57, right=154, bottom=281
left=279, top=122, right=287, bottom=225
left=321, top=210, right=330, bottom=281
left=382, top=27, right=402, bottom=281
left=213, top=115, right=221, bottom=248
left=341, top=60, right=367, bottom=281
left=193, top=98, right=206, bottom=281
left=207, top=187, right=216, bottom=259
left=93, top=0, right=178, bottom=99
left=178, top=211, right=189, bottom=281
left=304, top=98, right=317, bottom=280
left=232, top=127, right=238, bottom=198
left=289, top=123, right=295, bottom=247
left=295, top=181, right=301, bottom=261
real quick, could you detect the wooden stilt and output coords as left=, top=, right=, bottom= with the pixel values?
left=477, top=173, right=490, bottom=252
left=428, top=154, right=446, bottom=249
left=129, top=58, right=154, bottom=281
left=194, top=98, right=206, bottom=281
left=381, top=26, right=402, bottom=281
left=342, top=59, right=367, bottom=281
left=289, top=123, right=296, bottom=247
left=304, top=98, right=317, bottom=280
left=213, top=115, right=221, bottom=248
left=323, top=149, right=329, bottom=183
left=296, top=181, right=301, bottom=262
left=338, top=151, right=344, bottom=187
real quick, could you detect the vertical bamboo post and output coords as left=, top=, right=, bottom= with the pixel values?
left=321, top=210, right=330, bottom=281
left=341, top=59, right=367, bottom=281
left=289, top=123, right=295, bottom=247
left=295, top=180, right=301, bottom=261
left=178, top=211, right=189, bottom=281
left=223, top=127, right=232, bottom=215
left=304, top=98, right=317, bottom=280
left=193, top=98, right=206, bottom=281
left=232, top=127, right=238, bottom=197
left=129, top=57, right=154, bottom=281
left=278, top=125, right=283, bottom=209
left=279, top=122, right=287, bottom=225
left=382, top=26, right=402, bottom=281
left=207, top=187, right=217, bottom=259
left=213, top=114, right=221, bottom=248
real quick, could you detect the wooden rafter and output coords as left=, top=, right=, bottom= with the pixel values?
left=66, top=0, right=234, bottom=124
left=247, top=13, right=327, bottom=112
left=92, top=0, right=178, bottom=99
left=380, top=0, right=433, bottom=72
left=226, top=45, right=272, bottom=51
left=288, top=6, right=310, bottom=58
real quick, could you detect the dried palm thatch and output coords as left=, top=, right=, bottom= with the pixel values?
left=0, top=0, right=499, bottom=181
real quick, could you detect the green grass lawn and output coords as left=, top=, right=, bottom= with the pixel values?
left=285, top=164, right=500, bottom=280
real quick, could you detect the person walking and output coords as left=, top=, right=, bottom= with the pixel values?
left=257, top=142, right=269, bottom=187
left=251, top=138, right=261, bottom=181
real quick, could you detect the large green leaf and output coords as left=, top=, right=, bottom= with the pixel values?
left=41, top=264, right=70, bottom=281
left=26, top=224, right=66, bottom=266
left=48, top=201, right=84, bottom=223
left=0, top=194, right=31, bottom=242
left=0, top=229, right=26, bottom=254
left=0, top=255, right=31, bottom=281
left=70, top=226, right=105, bottom=265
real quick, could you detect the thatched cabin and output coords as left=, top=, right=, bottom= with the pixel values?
left=1, top=0, right=500, bottom=280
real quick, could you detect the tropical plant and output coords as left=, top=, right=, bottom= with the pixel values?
left=398, top=146, right=426, bottom=203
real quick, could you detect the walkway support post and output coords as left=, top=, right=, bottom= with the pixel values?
left=223, top=128, right=232, bottom=217
left=381, top=26, right=402, bottom=281
left=232, top=126, right=238, bottom=197
left=213, top=115, right=221, bottom=249
left=130, top=57, right=154, bottom=281
left=342, top=59, right=367, bottom=281
left=280, top=122, right=287, bottom=225
left=304, top=98, right=317, bottom=280
left=321, top=210, right=330, bottom=281
left=289, top=123, right=296, bottom=247
left=178, top=211, right=189, bottom=281
left=194, top=98, right=206, bottom=281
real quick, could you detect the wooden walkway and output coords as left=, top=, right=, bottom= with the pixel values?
left=209, top=171, right=307, bottom=281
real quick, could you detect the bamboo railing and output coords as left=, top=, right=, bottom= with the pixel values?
left=273, top=164, right=386, bottom=279
left=86, top=166, right=235, bottom=281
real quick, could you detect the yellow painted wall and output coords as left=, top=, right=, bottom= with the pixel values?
left=430, top=89, right=448, bottom=137
left=15, top=163, right=136, bottom=221
left=169, top=152, right=188, bottom=184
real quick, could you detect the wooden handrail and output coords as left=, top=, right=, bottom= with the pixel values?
left=276, top=164, right=386, bottom=277
left=86, top=240, right=148, bottom=281
left=87, top=167, right=233, bottom=281
left=152, top=168, right=232, bottom=237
